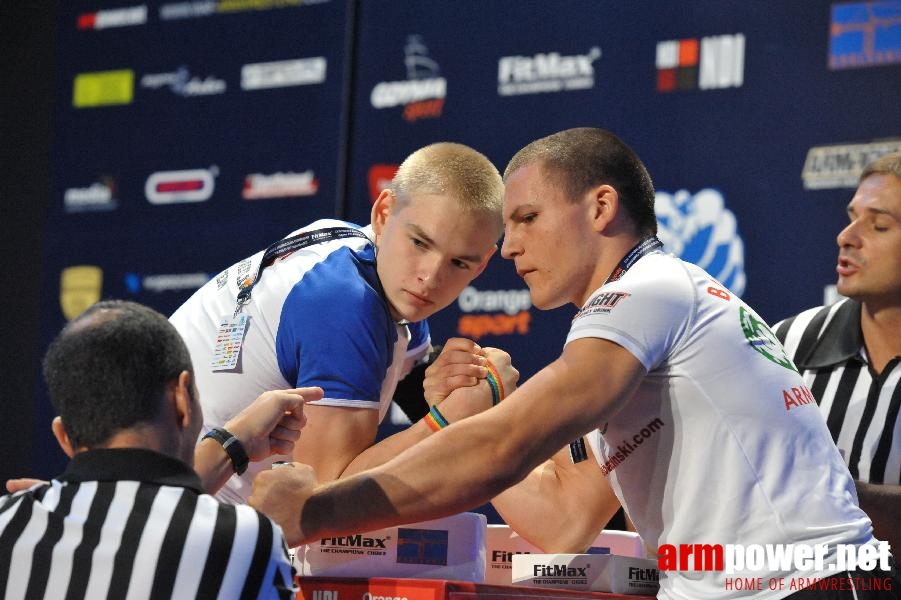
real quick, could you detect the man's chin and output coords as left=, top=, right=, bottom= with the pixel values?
left=528, top=291, right=566, bottom=311
left=533, top=301, right=565, bottom=311
left=406, top=304, right=446, bottom=323
left=835, top=281, right=868, bottom=303
left=835, top=280, right=855, bottom=298
left=389, top=304, right=435, bottom=324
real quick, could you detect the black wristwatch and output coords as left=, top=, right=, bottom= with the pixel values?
left=202, top=427, right=250, bottom=475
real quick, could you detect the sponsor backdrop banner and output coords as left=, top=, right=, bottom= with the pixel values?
left=37, top=0, right=901, bottom=481
left=343, top=0, right=901, bottom=433
left=38, top=0, right=351, bottom=476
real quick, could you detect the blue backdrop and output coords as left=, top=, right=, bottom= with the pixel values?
left=35, top=0, right=901, bottom=484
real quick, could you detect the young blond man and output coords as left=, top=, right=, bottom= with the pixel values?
left=170, top=142, right=518, bottom=503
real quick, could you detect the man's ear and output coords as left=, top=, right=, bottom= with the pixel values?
left=370, top=189, right=396, bottom=241
left=590, top=184, right=619, bottom=233
left=172, top=370, right=194, bottom=431
left=473, top=245, right=497, bottom=278
left=51, top=417, right=76, bottom=458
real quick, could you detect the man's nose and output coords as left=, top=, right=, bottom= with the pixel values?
left=501, top=232, right=519, bottom=259
left=836, top=220, right=859, bottom=248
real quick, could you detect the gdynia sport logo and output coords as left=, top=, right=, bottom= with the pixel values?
left=658, top=542, right=893, bottom=592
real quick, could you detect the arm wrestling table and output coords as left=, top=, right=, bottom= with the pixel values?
left=296, top=577, right=655, bottom=600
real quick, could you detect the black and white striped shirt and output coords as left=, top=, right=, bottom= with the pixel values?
left=0, top=448, right=296, bottom=600
left=775, top=298, right=901, bottom=485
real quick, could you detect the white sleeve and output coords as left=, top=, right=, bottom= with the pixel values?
left=565, top=264, right=694, bottom=371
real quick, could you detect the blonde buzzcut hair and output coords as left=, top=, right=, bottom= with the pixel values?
left=390, top=142, right=504, bottom=228
left=860, top=151, right=901, bottom=182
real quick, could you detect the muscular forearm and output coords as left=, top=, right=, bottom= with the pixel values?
left=340, top=420, right=433, bottom=477
left=492, top=445, right=619, bottom=553
left=291, top=345, right=644, bottom=545
left=342, top=380, right=499, bottom=478
left=196, top=387, right=314, bottom=494
left=856, top=481, right=901, bottom=556
left=299, top=370, right=601, bottom=539
left=301, top=407, right=532, bottom=541
left=195, top=437, right=240, bottom=494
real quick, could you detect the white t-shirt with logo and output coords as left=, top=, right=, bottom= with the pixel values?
left=171, top=219, right=430, bottom=504
left=566, top=252, right=873, bottom=600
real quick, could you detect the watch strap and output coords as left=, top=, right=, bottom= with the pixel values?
left=203, top=427, right=250, bottom=475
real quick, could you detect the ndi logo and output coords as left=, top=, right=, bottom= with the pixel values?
left=656, top=34, right=745, bottom=92
left=655, top=188, right=746, bottom=296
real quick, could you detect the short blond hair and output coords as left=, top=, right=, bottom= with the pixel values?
left=860, top=151, right=901, bottom=182
left=391, top=142, right=503, bottom=230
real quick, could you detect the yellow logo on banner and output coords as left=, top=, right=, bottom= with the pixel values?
left=73, top=70, right=134, bottom=108
left=217, top=0, right=301, bottom=12
left=60, top=266, right=103, bottom=320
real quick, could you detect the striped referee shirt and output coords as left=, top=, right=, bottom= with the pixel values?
left=775, top=298, right=901, bottom=485
left=0, top=448, right=296, bottom=600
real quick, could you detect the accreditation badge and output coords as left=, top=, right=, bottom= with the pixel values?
left=211, top=314, right=248, bottom=371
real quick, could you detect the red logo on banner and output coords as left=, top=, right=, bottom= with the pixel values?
left=145, top=168, right=216, bottom=205
left=77, top=6, right=147, bottom=30
left=655, top=34, right=744, bottom=92
left=368, top=164, right=399, bottom=203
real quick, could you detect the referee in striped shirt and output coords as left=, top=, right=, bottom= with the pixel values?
left=0, top=300, right=322, bottom=599
left=775, top=151, right=901, bottom=558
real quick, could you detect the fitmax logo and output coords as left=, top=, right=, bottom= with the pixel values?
left=498, top=46, right=600, bottom=96
left=533, top=565, right=589, bottom=577
left=492, top=550, right=531, bottom=563
left=629, top=567, right=659, bottom=581
left=320, top=535, right=388, bottom=548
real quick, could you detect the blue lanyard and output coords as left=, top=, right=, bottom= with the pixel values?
left=604, top=235, right=664, bottom=285
left=569, top=235, right=663, bottom=464
left=233, top=227, right=370, bottom=316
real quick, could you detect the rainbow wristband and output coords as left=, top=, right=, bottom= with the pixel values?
left=424, top=404, right=450, bottom=432
left=485, top=360, right=505, bottom=405
left=485, top=374, right=501, bottom=406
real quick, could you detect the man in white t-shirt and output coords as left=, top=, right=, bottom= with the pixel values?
left=250, top=129, right=896, bottom=599
left=171, top=142, right=518, bottom=504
